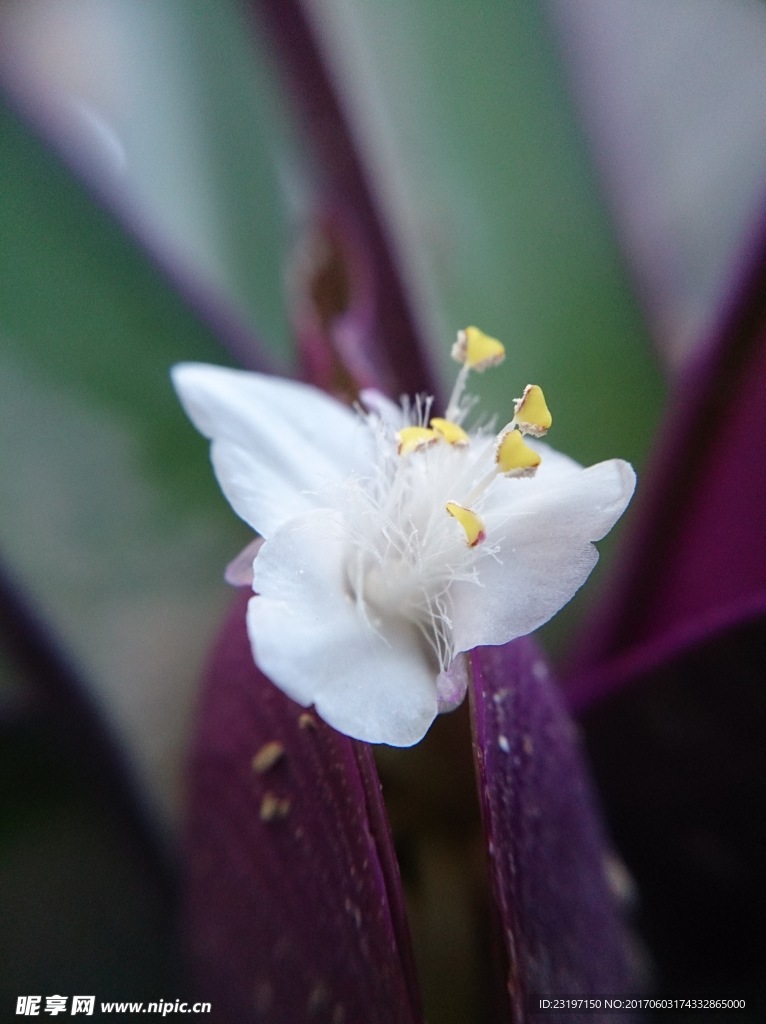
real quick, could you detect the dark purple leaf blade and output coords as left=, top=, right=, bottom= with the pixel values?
left=469, top=641, right=640, bottom=1023
left=569, top=204, right=766, bottom=708
left=558, top=210, right=766, bottom=1014
left=184, top=591, right=422, bottom=1024
left=582, top=609, right=766, bottom=1005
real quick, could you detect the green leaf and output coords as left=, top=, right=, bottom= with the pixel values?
left=0, top=0, right=306, bottom=362
left=304, top=0, right=664, bottom=457
left=0, top=99, right=250, bottom=826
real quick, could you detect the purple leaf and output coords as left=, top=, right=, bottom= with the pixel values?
left=469, top=641, right=641, bottom=1023
left=184, top=591, right=422, bottom=1024
left=0, top=559, right=172, bottom=888
left=249, top=0, right=436, bottom=399
left=569, top=203, right=766, bottom=709
left=559, top=203, right=766, bottom=1005
left=582, top=609, right=766, bottom=996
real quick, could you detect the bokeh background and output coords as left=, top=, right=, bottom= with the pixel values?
left=2, top=0, right=766, bottom=1018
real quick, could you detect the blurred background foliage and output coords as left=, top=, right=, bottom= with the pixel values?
left=1, top=0, right=765, bottom=1015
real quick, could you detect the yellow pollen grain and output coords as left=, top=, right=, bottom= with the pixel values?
left=260, top=791, right=291, bottom=822
left=397, top=426, right=439, bottom=455
left=446, top=501, right=486, bottom=547
left=251, top=741, right=285, bottom=774
left=514, top=384, right=552, bottom=436
left=451, top=326, right=506, bottom=371
left=430, top=417, right=469, bottom=446
left=496, top=429, right=541, bottom=476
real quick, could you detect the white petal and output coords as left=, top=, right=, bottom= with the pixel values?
left=171, top=363, right=371, bottom=536
left=528, top=438, right=583, bottom=482
left=436, top=654, right=470, bottom=713
left=247, top=510, right=438, bottom=746
left=452, top=459, right=636, bottom=651
left=223, top=537, right=264, bottom=587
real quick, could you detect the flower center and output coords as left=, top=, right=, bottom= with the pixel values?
left=345, top=326, right=553, bottom=671
left=397, top=327, right=552, bottom=545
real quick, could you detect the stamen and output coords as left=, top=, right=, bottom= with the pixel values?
left=513, top=384, right=552, bottom=436
left=430, top=417, right=469, bottom=447
left=397, top=425, right=439, bottom=455
left=496, top=428, right=541, bottom=477
left=446, top=326, right=506, bottom=422
left=451, top=326, right=506, bottom=371
left=446, top=501, right=486, bottom=547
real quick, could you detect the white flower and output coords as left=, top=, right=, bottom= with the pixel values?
left=172, top=327, right=635, bottom=746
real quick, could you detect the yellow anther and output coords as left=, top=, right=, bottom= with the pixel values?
left=513, top=384, right=552, bottom=436
left=397, top=426, right=439, bottom=455
left=451, top=326, right=506, bottom=372
left=430, top=417, right=469, bottom=447
left=446, top=501, right=486, bottom=547
left=496, top=428, right=542, bottom=477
